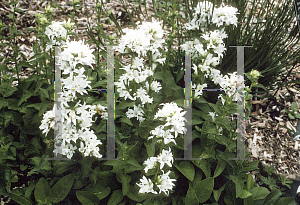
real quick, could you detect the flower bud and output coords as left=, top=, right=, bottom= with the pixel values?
left=63, top=18, right=75, bottom=30
left=87, top=77, right=94, bottom=81
left=36, top=13, right=44, bottom=20
left=174, top=11, right=178, bottom=16
left=73, top=0, right=80, bottom=4
left=39, top=17, right=48, bottom=25
left=250, top=69, right=260, bottom=79
left=45, top=5, right=54, bottom=14
left=109, top=35, right=115, bottom=40
left=96, top=2, right=102, bottom=9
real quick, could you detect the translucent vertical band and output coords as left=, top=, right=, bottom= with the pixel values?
left=228, top=46, right=253, bottom=161
left=46, top=46, right=70, bottom=161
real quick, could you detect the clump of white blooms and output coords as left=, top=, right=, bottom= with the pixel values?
left=115, top=18, right=183, bottom=196
left=181, top=1, right=246, bottom=104
left=59, top=40, right=95, bottom=74
left=45, top=19, right=74, bottom=51
left=185, top=1, right=239, bottom=32
left=212, top=5, right=239, bottom=27
left=40, top=31, right=107, bottom=159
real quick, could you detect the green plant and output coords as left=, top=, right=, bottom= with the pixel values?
left=0, top=0, right=298, bottom=204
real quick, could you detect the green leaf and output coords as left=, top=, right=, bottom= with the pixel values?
left=185, top=186, right=199, bottom=205
left=213, top=182, right=227, bottom=202
left=119, top=117, right=133, bottom=126
left=18, top=91, right=33, bottom=106
left=263, top=188, right=282, bottom=205
left=38, top=88, right=50, bottom=100
left=125, top=158, right=143, bottom=173
left=9, top=1, right=17, bottom=6
left=213, top=158, right=226, bottom=178
left=0, top=99, right=9, bottom=110
left=48, top=173, right=75, bottom=203
left=153, top=71, right=164, bottom=80
left=76, top=191, right=100, bottom=205
left=193, top=159, right=211, bottom=178
left=246, top=174, right=256, bottom=191
left=291, top=102, right=298, bottom=113
left=24, top=73, right=39, bottom=83
left=194, top=177, right=214, bottom=203
left=30, top=157, right=41, bottom=166
left=295, top=113, right=300, bottom=119
left=8, top=193, right=32, bottom=205
left=104, top=160, right=126, bottom=171
left=53, top=161, right=77, bottom=175
left=255, top=83, right=267, bottom=91
left=144, top=141, right=155, bottom=157
left=25, top=181, right=36, bottom=199
left=238, top=189, right=252, bottom=199
left=0, top=165, right=11, bottom=190
left=34, top=178, right=50, bottom=203
left=228, top=175, right=245, bottom=198
left=275, top=197, right=297, bottom=205
left=38, top=102, right=53, bottom=117
left=288, top=113, right=295, bottom=120
left=116, top=101, right=136, bottom=110
left=250, top=187, right=270, bottom=201
left=4, top=86, right=18, bottom=97
left=240, top=160, right=259, bottom=173
left=26, top=103, right=42, bottom=111
left=127, top=185, right=147, bottom=202
left=94, top=187, right=111, bottom=200
left=190, top=169, right=203, bottom=190
left=118, top=172, right=130, bottom=196
left=107, top=189, right=124, bottom=205
left=18, top=61, right=34, bottom=69
left=174, top=161, right=195, bottom=181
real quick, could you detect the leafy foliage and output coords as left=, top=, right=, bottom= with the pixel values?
left=0, top=0, right=298, bottom=204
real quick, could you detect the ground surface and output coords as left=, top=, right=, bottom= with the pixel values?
left=1, top=1, right=300, bottom=204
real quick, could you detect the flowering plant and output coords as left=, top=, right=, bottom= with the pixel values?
left=1, top=0, right=298, bottom=204
left=37, top=1, right=259, bottom=203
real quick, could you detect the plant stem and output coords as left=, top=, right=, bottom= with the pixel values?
left=12, top=0, right=20, bottom=85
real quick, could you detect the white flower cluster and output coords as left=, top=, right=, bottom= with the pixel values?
left=45, top=19, right=75, bottom=51
left=115, top=19, right=166, bottom=125
left=40, top=21, right=108, bottom=159
left=185, top=1, right=239, bottom=32
left=116, top=17, right=166, bottom=66
left=137, top=103, right=186, bottom=195
left=181, top=1, right=247, bottom=103
left=115, top=18, right=182, bottom=196
left=138, top=102, right=187, bottom=196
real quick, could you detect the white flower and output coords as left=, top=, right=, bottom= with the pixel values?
left=192, top=83, right=207, bottom=98
left=180, top=41, right=194, bottom=52
left=143, top=157, right=157, bottom=173
left=212, top=5, right=239, bottom=27
left=218, top=94, right=226, bottom=105
left=45, top=21, right=69, bottom=48
left=60, top=40, right=95, bottom=72
left=150, top=81, right=162, bottom=93
left=156, top=170, right=176, bottom=196
left=209, top=112, right=217, bottom=122
left=126, top=104, right=145, bottom=122
left=137, top=176, right=158, bottom=194
left=156, top=147, right=173, bottom=170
